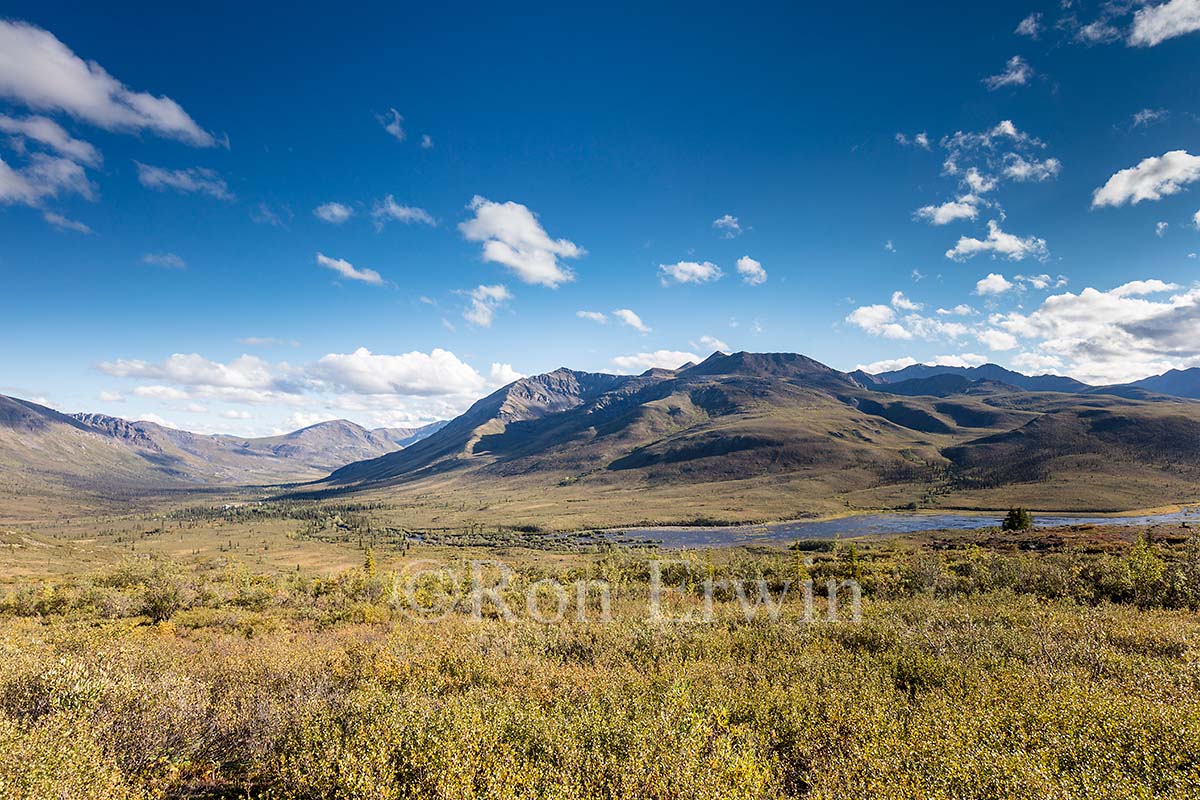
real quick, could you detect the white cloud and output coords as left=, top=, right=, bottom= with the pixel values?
left=1003, top=154, right=1062, bottom=182
left=98, top=390, right=124, bottom=402
left=420, top=134, right=433, bottom=149
left=975, top=273, right=1015, bottom=295
left=713, top=214, right=743, bottom=238
left=947, top=220, right=1048, bottom=262
left=610, top=350, right=701, bottom=373
left=937, top=304, right=977, bottom=316
left=316, top=252, right=384, bottom=286
left=1129, top=0, right=1200, bottom=47
left=1132, top=108, right=1168, bottom=128
left=692, top=335, right=730, bottom=353
left=378, top=108, right=405, bottom=141
left=459, top=196, right=583, bottom=288
left=989, top=280, right=1200, bottom=383
left=659, top=260, right=723, bottom=286
left=135, top=413, right=179, bottom=429
left=856, top=357, right=918, bottom=373
left=896, top=132, right=931, bottom=149
left=372, top=195, right=435, bottom=229
left=1195, top=210, right=1200, bottom=229
left=1016, top=12, right=1043, bottom=37
left=0, top=20, right=213, bottom=146
left=976, top=329, right=1018, bottom=351
left=312, top=347, right=487, bottom=395
left=1013, top=273, right=1068, bottom=291
left=0, top=114, right=100, bottom=164
left=250, top=203, right=292, bottom=228
left=461, top=284, right=512, bottom=327
left=1110, top=279, right=1181, bottom=297
left=1092, top=150, right=1200, bottom=207
left=42, top=211, right=91, bottom=233
left=1156, top=221, right=1169, bottom=237
left=141, top=252, right=186, bottom=270
left=930, top=353, right=988, bottom=368
left=891, top=291, right=922, bottom=311
left=984, top=56, right=1034, bottom=90
left=489, top=363, right=523, bottom=386
left=612, top=308, right=650, bottom=333
left=736, top=255, right=767, bottom=285
left=915, top=197, right=979, bottom=225
left=98, top=353, right=279, bottom=390
left=133, top=384, right=190, bottom=401
left=0, top=153, right=93, bottom=205
left=576, top=310, right=607, bottom=324
left=314, top=202, right=353, bottom=224
left=845, top=305, right=912, bottom=339
left=135, top=162, right=232, bottom=200
left=222, top=409, right=252, bottom=420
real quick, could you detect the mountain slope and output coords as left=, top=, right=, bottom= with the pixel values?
left=0, top=397, right=445, bottom=495
left=298, top=352, right=1200, bottom=525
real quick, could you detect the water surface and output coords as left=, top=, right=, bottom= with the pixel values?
left=609, top=509, right=1198, bottom=548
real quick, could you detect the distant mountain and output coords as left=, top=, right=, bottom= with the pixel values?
left=871, top=363, right=1091, bottom=394
left=0, top=397, right=444, bottom=494
left=288, top=351, right=1200, bottom=522
left=870, top=374, right=1019, bottom=398
left=1112, top=368, right=1200, bottom=400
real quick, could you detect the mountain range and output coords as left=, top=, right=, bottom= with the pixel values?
left=0, top=394, right=444, bottom=496
left=5, top=354, right=1200, bottom=523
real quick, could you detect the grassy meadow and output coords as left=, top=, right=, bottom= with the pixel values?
left=1, top=501, right=1199, bottom=799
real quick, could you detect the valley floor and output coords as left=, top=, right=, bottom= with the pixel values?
left=0, top=508, right=1198, bottom=799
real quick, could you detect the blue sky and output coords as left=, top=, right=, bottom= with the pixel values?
left=2, top=1, right=1200, bottom=434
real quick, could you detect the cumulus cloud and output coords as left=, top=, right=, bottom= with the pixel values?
left=0, top=20, right=214, bottom=146
left=1092, top=151, right=1200, bottom=207
left=915, top=197, right=980, bottom=225
left=947, top=220, right=1048, bottom=262
left=314, top=202, right=353, bottom=224
left=378, top=108, right=405, bottom=141
left=891, top=291, right=922, bottom=311
left=937, top=304, right=977, bottom=316
left=989, top=280, right=1200, bottom=383
left=420, top=134, right=433, bottom=149
left=845, top=305, right=913, bottom=339
left=0, top=114, right=100, bottom=165
left=135, top=162, right=232, bottom=200
left=461, top=284, right=512, bottom=327
left=610, top=350, right=701, bottom=373
left=576, top=310, right=607, bottom=324
left=459, top=196, right=583, bottom=288
left=736, top=255, right=767, bottom=285
left=612, top=308, right=650, bottom=333
left=372, top=195, right=435, bottom=229
left=659, top=260, right=723, bottom=286
left=141, top=252, right=186, bottom=270
left=316, top=252, right=384, bottom=286
left=312, top=347, right=488, bottom=395
left=1129, top=0, right=1200, bottom=47
left=976, top=328, right=1018, bottom=351
left=1003, top=154, right=1062, bottom=182
left=984, top=56, right=1034, bottom=90
left=713, top=214, right=743, bottom=238
left=975, top=273, right=1015, bottom=295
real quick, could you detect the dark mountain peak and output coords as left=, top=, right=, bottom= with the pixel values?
left=682, top=351, right=853, bottom=385
left=490, top=368, right=631, bottom=423
left=1, top=394, right=92, bottom=434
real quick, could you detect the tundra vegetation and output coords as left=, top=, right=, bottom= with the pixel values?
left=0, top=511, right=1198, bottom=799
